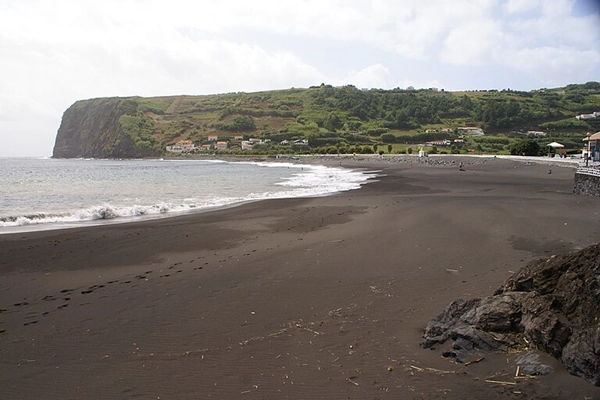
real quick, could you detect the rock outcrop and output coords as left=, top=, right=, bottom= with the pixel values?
left=52, top=97, right=161, bottom=158
left=422, top=243, right=600, bottom=386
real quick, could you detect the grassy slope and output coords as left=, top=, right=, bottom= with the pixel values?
left=120, top=83, right=600, bottom=155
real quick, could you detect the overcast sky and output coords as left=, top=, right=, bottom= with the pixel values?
left=1, top=0, right=599, bottom=157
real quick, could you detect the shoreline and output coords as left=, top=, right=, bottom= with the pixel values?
left=0, top=157, right=377, bottom=235
left=1, top=156, right=599, bottom=399
left=1, top=154, right=579, bottom=235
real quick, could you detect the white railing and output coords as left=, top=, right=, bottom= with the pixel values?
left=577, top=164, right=600, bottom=177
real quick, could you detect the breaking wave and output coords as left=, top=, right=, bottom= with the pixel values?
left=0, top=160, right=378, bottom=230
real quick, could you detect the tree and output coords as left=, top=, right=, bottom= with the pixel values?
left=509, top=138, right=540, bottom=156
left=387, top=144, right=393, bottom=153
left=222, top=115, right=256, bottom=132
left=380, top=132, right=396, bottom=143
left=324, top=113, right=343, bottom=132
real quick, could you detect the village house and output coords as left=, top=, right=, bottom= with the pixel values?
left=215, top=141, right=228, bottom=150
left=426, top=139, right=452, bottom=147
left=527, top=130, right=547, bottom=137
left=425, top=127, right=453, bottom=134
left=576, top=112, right=600, bottom=120
left=207, top=135, right=218, bottom=141
left=241, top=141, right=253, bottom=150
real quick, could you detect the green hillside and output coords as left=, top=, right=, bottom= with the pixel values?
left=111, top=81, right=600, bottom=156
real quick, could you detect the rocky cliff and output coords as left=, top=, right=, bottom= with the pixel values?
left=52, top=97, right=162, bottom=159
left=422, top=243, right=600, bottom=385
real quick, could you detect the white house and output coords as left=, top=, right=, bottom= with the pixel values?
left=527, top=130, right=547, bottom=137
left=166, top=140, right=196, bottom=153
left=576, top=112, right=599, bottom=120
left=426, top=139, right=452, bottom=147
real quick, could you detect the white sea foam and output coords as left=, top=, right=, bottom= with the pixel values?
left=0, top=158, right=378, bottom=231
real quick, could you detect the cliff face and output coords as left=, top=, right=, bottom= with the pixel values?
left=52, top=98, right=161, bottom=159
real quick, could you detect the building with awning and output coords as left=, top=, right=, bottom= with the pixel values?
left=583, top=132, right=600, bottom=162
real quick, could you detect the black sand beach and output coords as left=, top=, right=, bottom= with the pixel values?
left=1, top=156, right=599, bottom=399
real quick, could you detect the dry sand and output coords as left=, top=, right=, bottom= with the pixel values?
left=1, top=156, right=599, bottom=399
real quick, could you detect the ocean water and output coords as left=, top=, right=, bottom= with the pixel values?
left=0, top=157, right=376, bottom=233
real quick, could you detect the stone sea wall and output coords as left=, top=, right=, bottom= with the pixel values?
left=574, top=171, right=600, bottom=197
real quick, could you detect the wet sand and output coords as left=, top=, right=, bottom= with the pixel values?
left=1, top=156, right=599, bottom=399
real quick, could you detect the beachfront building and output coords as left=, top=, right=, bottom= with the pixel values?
left=166, top=140, right=196, bottom=153
left=215, top=141, right=228, bottom=150
left=584, top=132, right=600, bottom=162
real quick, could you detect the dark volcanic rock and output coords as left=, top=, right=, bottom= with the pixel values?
left=422, top=243, right=600, bottom=386
left=53, top=97, right=161, bottom=159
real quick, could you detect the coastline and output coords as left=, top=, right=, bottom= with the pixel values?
left=0, top=157, right=376, bottom=234
left=1, top=156, right=599, bottom=399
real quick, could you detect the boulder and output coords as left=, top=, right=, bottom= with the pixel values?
left=422, top=243, right=600, bottom=385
